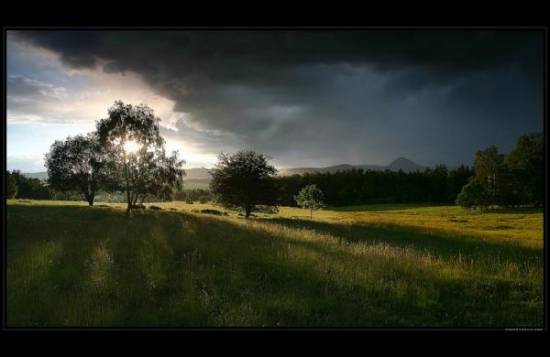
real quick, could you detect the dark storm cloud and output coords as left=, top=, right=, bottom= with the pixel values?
left=11, top=30, right=543, bottom=167
left=12, top=31, right=541, bottom=77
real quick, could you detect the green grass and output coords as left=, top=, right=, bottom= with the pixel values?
left=6, top=199, right=543, bottom=327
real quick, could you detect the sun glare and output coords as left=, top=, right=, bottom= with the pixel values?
left=124, top=140, right=141, bottom=154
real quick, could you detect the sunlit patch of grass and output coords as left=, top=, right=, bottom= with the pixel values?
left=6, top=200, right=543, bottom=327
left=88, top=240, right=113, bottom=289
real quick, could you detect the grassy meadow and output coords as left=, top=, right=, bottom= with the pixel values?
left=6, top=199, right=543, bottom=327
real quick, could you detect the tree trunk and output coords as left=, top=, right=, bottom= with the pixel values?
left=124, top=150, right=131, bottom=211
left=244, top=206, right=252, bottom=218
left=88, top=193, right=94, bottom=206
left=87, top=179, right=94, bottom=206
left=83, top=191, right=94, bottom=206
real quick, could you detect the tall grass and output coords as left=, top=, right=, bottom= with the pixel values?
left=6, top=200, right=543, bottom=327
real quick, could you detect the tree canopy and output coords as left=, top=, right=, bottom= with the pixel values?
left=7, top=170, right=51, bottom=200
left=295, top=184, right=324, bottom=218
left=505, top=133, right=543, bottom=206
left=275, top=165, right=474, bottom=207
left=45, top=133, right=112, bottom=206
left=456, top=133, right=543, bottom=209
left=6, top=171, right=18, bottom=198
left=96, top=101, right=185, bottom=209
left=209, top=150, right=278, bottom=218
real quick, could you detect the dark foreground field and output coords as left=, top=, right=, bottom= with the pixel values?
left=6, top=201, right=543, bottom=327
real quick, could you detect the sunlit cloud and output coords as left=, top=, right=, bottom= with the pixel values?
left=7, top=36, right=221, bottom=169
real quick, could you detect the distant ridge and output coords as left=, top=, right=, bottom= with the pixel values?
left=183, top=168, right=211, bottom=180
left=278, top=157, right=424, bottom=176
left=20, top=158, right=425, bottom=187
left=20, top=168, right=214, bottom=189
left=20, top=172, right=48, bottom=181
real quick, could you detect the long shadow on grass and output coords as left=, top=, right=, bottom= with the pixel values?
left=257, top=217, right=541, bottom=264
left=161, top=212, right=540, bottom=327
left=7, top=205, right=116, bottom=326
left=6, top=204, right=543, bottom=327
left=182, top=212, right=541, bottom=327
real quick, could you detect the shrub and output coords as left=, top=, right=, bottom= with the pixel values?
left=195, top=208, right=227, bottom=216
left=456, top=180, right=490, bottom=210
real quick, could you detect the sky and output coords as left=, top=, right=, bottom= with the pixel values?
left=6, top=30, right=544, bottom=172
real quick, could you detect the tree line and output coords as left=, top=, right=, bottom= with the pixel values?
left=174, top=189, right=214, bottom=204
left=6, top=100, right=542, bottom=216
left=274, top=133, right=542, bottom=209
left=208, top=132, right=542, bottom=216
left=6, top=170, right=51, bottom=199
left=274, top=165, right=474, bottom=206
left=6, top=172, right=211, bottom=205
left=456, top=133, right=543, bottom=209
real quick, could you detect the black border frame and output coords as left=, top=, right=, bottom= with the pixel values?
left=1, top=26, right=547, bottom=333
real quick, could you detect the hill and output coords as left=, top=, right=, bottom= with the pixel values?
left=184, top=168, right=211, bottom=180
left=278, top=157, right=424, bottom=176
left=387, top=157, right=424, bottom=172
left=21, top=158, right=425, bottom=187
left=20, top=171, right=48, bottom=181
left=21, top=168, right=213, bottom=189
left=181, top=168, right=212, bottom=189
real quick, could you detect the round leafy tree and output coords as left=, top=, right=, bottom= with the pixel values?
left=455, top=179, right=491, bottom=210
left=45, top=133, right=111, bottom=206
left=209, top=150, right=278, bottom=218
left=295, top=184, right=324, bottom=218
left=96, top=101, right=185, bottom=209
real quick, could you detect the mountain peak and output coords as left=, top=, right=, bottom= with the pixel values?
left=387, top=157, right=424, bottom=172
